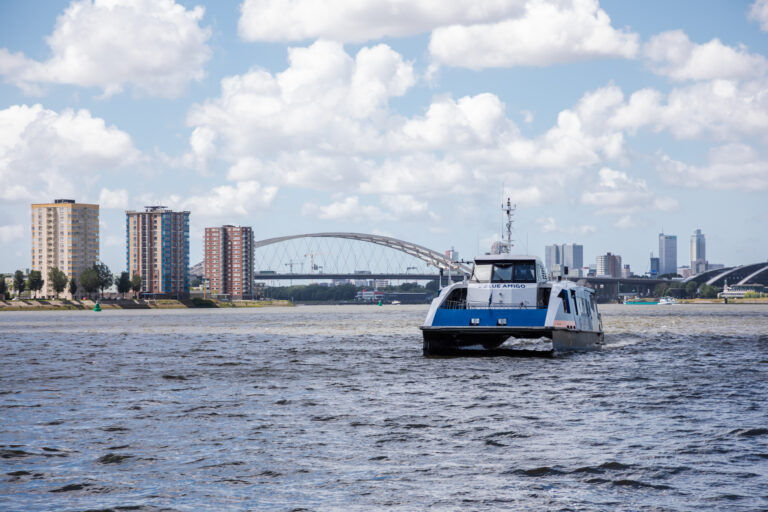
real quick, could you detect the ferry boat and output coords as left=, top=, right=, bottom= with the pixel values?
left=420, top=201, right=604, bottom=356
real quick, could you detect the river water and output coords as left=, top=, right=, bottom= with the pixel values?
left=1, top=304, right=767, bottom=511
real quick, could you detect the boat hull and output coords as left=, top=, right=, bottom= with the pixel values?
left=421, top=326, right=603, bottom=355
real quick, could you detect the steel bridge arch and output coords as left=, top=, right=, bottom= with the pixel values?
left=254, top=232, right=471, bottom=275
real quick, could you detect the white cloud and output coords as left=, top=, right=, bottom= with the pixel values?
left=302, top=196, right=388, bottom=222
left=98, top=188, right=130, bottom=209
left=536, top=216, right=596, bottom=234
left=301, top=194, right=439, bottom=223
left=0, top=0, right=211, bottom=97
left=186, top=40, right=414, bottom=166
left=0, top=224, right=24, bottom=243
left=612, top=79, right=768, bottom=139
left=238, top=0, right=525, bottom=43
left=0, top=104, right=140, bottom=201
left=180, top=181, right=278, bottom=218
left=644, top=30, right=768, bottom=81
left=749, top=0, right=768, bottom=31
left=581, top=167, right=678, bottom=216
left=429, top=0, right=638, bottom=69
left=186, top=42, right=636, bottom=212
left=359, top=154, right=468, bottom=196
left=537, top=216, right=558, bottom=233
left=505, top=186, right=544, bottom=207
left=392, top=93, right=516, bottom=150
left=658, top=144, right=768, bottom=190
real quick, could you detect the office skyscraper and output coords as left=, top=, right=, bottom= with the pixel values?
left=545, top=245, right=560, bottom=275
left=205, top=225, right=254, bottom=299
left=545, top=243, right=583, bottom=276
left=690, top=229, right=707, bottom=274
left=31, top=199, right=99, bottom=298
left=650, top=253, right=660, bottom=277
left=659, top=233, right=677, bottom=275
left=126, top=206, right=190, bottom=298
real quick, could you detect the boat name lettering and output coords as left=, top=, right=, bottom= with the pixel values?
left=474, top=283, right=528, bottom=289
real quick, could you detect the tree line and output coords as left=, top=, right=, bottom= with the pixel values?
left=264, top=281, right=438, bottom=302
left=653, top=281, right=720, bottom=299
left=1, top=263, right=142, bottom=300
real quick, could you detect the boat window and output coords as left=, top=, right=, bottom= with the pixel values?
left=471, top=264, right=492, bottom=282
left=558, top=290, right=570, bottom=314
left=492, top=264, right=514, bottom=282
left=570, top=290, right=578, bottom=315
left=513, top=263, right=537, bottom=283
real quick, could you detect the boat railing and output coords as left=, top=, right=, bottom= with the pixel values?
left=439, top=299, right=542, bottom=310
left=440, top=299, right=467, bottom=310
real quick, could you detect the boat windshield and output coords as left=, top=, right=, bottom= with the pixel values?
left=492, top=264, right=513, bottom=282
left=471, top=264, right=492, bottom=282
left=471, top=261, right=538, bottom=283
left=513, top=263, right=536, bottom=282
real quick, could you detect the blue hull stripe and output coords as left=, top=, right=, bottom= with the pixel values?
left=432, top=309, right=547, bottom=327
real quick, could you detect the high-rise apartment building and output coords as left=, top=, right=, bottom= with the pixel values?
left=204, top=225, right=254, bottom=299
left=31, top=199, right=99, bottom=298
left=126, top=206, right=190, bottom=298
left=659, top=233, right=677, bottom=276
left=596, top=252, right=622, bottom=278
left=545, top=243, right=584, bottom=277
left=690, top=229, right=707, bottom=274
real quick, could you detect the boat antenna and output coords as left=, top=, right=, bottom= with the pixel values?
left=501, top=197, right=515, bottom=253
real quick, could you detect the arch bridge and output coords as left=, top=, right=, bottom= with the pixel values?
left=253, top=232, right=470, bottom=276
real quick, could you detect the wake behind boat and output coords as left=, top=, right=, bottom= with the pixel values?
left=420, top=200, right=604, bottom=356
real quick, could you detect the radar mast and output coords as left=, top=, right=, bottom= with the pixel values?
left=501, top=197, right=515, bottom=254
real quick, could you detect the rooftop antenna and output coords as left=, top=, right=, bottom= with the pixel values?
left=501, top=197, right=516, bottom=254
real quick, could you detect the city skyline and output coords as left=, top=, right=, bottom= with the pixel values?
left=2, top=1, right=768, bottom=276
left=19, top=199, right=728, bottom=281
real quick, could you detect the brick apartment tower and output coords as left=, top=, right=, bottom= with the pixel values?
left=31, top=199, right=99, bottom=298
left=204, top=226, right=254, bottom=299
left=126, top=206, right=190, bottom=298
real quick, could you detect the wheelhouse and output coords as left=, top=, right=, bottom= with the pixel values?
left=470, top=258, right=547, bottom=284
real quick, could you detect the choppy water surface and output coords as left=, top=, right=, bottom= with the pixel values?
left=2, top=304, right=767, bottom=511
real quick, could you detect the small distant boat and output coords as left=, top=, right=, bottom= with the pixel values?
left=624, top=297, right=658, bottom=305
left=390, top=300, right=402, bottom=305
left=658, top=296, right=677, bottom=305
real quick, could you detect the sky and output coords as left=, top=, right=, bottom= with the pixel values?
left=1, top=0, right=768, bottom=277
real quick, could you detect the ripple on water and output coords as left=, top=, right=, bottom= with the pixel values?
left=1, top=305, right=767, bottom=510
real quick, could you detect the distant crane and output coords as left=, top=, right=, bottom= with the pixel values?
left=305, top=251, right=325, bottom=284
left=285, top=259, right=299, bottom=273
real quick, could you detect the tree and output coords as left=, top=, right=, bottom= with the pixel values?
left=654, top=283, right=669, bottom=297
left=699, top=284, right=720, bottom=299
left=27, top=270, right=43, bottom=299
left=115, top=272, right=131, bottom=298
left=68, top=278, right=78, bottom=298
left=13, top=270, right=25, bottom=298
left=0, top=278, right=7, bottom=300
left=685, top=281, right=698, bottom=298
left=130, top=274, right=142, bottom=298
left=93, top=262, right=113, bottom=299
left=79, top=268, right=100, bottom=299
left=48, top=267, right=68, bottom=299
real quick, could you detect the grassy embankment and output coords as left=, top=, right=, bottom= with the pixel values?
left=676, top=297, right=768, bottom=304
left=0, top=298, right=293, bottom=311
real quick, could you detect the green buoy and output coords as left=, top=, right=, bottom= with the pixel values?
left=93, top=302, right=101, bottom=312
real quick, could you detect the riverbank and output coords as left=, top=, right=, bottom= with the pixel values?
left=676, top=298, right=768, bottom=304
left=0, top=298, right=293, bottom=311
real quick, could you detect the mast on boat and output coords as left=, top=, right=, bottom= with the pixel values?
left=500, top=197, right=516, bottom=254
